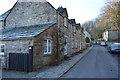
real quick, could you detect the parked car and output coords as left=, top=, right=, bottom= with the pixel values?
left=100, top=42, right=107, bottom=46
left=108, top=44, right=120, bottom=53
left=91, top=41, right=96, bottom=45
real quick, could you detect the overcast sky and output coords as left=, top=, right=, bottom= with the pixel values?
left=0, top=0, right=106, bottom=24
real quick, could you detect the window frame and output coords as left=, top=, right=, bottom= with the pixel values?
left=64, top=17, right=67, bottom=27
left=0, top=44, right=5, bottom=53
left=44, top=39, right=52, bottom=54
left=74, top=26, right=76, bottom=33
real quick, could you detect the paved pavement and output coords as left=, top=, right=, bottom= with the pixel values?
left=34, top=46, right=93, bottom=78
left=0, top=70, right=2, bottom=80
left=61, top=45, right=118, bottom=78
left=118, top=54, right=120, bottom=78
left=2, top=46, right=93, bottom=79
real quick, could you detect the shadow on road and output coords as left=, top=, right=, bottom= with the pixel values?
left=118, top=54, right=120, bottom=78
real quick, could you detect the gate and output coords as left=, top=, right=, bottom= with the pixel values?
left=9, top=46, right=33, bottom=72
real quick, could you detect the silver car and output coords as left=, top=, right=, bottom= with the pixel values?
left=100, top=42, right=107, bottom=46
left=108, top=44, right=120, bottom=53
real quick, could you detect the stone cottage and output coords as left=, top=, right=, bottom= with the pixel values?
left=57, top=7, right=85, bottom=55
left=57, top=7, right=69, bottom=56
left=0, top=0, right=87, bottom=71
left=68, top=19, right=77, bottom=54
left=0, top=9, right=11, bottom=31
left=80, top=27, right=87, bottom=50
left=0, top=0, right=65, bottom=70
left=76, top=23, right=82, bottom=52
left=103, top=27, right=120, bottom=42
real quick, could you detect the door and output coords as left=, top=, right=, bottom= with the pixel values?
left=28, top=46, right=33, bottom=72
left=64, top=37, right=68, bottom=55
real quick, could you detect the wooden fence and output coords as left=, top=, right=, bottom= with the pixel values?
left=9, top=53, right=33, bottom=72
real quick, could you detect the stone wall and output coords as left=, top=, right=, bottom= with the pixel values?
left=109, top=31, right=120, bottom=41
left=0, top=21, right=3, bottom=30
left=76, top=30, right=81, bottom=52
left=2, top=39, right=33, bottom=69
left=64, top=21, right=82, bottom=55
left=1, top=1, right=88, bottom=71
left=67, top=23, right=72, bottom=55
left=33, top=24, right=58, bottom=70
left=79, top=32, right=82, bottom=50
left=57, top=13, right=64, bottom=61
left=63, top=27, right=69, bottom=55
left=72, top=24, right=77, bottom=54
left=81, top=33, right=86, bottom=50
left=5, top=2, right=57, bottom=29
left=2, top=39, right=33, bottom=54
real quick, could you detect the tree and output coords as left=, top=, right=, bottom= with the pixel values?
left=82, top=1, right=120, bottom=42
left=90, top=27, right=104, bottom=41
left=98, top=1, right=120, bottom=28
left=85, top=37, right=90, bottom=43
left=82, top=18, right=105, bottom=41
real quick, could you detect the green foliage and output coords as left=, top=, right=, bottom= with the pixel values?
left=85, top=37, right=90, bottom=43
left=82, top=19, right=104, bottom=41
left=91, top=38, right=94, bottom=41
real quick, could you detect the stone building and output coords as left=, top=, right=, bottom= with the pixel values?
left=81, top=28, right=87, bottom=50
left=103, top=27, right=120, bottom=42
left=76, top=23, right=82, bottom=52
left=68, top=19, right=77, bottom=54
left=57, top=7, right=69, bottom=56
left=57, top=7, right=85, bottom=55
left=0, top=9, right=11, bottom=30
left=0, top=0, right=87, bottom=71
left=0, top=0, right=65, bottom=70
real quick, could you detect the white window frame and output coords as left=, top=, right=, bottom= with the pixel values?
left=0, top=44, right=5, bottom=53
left=74, top=26, right=76, bottom=33
left=64, top=18, right=67, bottom=27
left=76, top=42, right=77, bottom=48
left=72, top=43, right=74, bottom=48
left=74, top=41, right=76, bottom=49
left=44, top=39, right=52, bottom=54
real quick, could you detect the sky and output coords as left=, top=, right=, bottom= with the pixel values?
left=0, top=0, right=106, bottom=24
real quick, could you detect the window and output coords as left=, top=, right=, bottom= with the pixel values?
left=74, top=26, right=76, bottom=33
left=0, top=44, right=5, bottom=53
left=64, top=18, right=67, bottom=27
left=72, top=43, right=74, bottom=48
left=44, top=39, right=52, bottom=54
left=76, top=42, right=78, bottom=48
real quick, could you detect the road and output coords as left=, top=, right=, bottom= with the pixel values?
left=61, top=45, right=118, bottom=78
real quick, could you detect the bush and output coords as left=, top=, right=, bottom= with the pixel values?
left=86, top=37, right=90, bottom=43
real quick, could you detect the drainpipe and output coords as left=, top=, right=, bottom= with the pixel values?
left=57, top=11, right=60, bottom=63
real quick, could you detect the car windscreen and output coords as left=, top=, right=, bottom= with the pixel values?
left=111, top=44, right=120, bottom=48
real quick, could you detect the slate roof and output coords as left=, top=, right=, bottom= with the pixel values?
left=0, top=22, right=56, bottom=39
left=108, top=27, right=120, bottom=31
left=57, top=7, right=68, bottom=17
left=57, top=7, right=67, bottom=13
left=0, top=9, right=11, bottom=21
left=68, top=19, right=76, bottom=23
left=76, top=23, right=81, bottom=30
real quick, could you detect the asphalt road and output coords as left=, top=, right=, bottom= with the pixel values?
left=61, top=45, right=118, bottom=78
